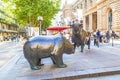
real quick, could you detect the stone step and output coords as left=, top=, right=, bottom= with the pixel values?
left=47, top=67, right=120, bottom=80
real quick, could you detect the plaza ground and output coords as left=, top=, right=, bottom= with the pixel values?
left=0, top=39, right=120, bottom=80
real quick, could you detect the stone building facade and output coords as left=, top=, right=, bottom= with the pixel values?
left=0, top=9, right=20, bottom=41
left=73, top=0, right=120, bottom=32
left=72, top=0, right=83, bottom=22
left=62, top=1, right=75, bottom=25
left=0, top=1, right=19, bottom=41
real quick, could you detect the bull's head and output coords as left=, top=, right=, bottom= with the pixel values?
left=72, top=23, right=81, bottom=39
left=63, top=37, right=75, bottom=54
left=72, top=24, right=80, bottom=35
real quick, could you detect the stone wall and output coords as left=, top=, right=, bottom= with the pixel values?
left=82, top=0, right=120, bottom=32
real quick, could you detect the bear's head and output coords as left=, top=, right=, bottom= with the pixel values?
left=62, top=37, right=75, bottom=54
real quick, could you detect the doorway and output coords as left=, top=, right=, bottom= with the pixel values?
left=92, top=12, right=97, bottom=32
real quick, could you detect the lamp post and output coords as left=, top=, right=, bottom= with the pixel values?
left=37, top=16, right=43, bottom=35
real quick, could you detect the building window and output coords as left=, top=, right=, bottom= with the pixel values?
left=90, top=0, right=93, bottom=5
left=84, top=0, right=87, bottom=9
left=80, top=4, right=82, bottom=9
left=77, top=5, right=79, bottom=9
left=108, top=9, right=112, bottom=30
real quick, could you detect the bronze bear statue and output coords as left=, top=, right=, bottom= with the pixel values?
left=23, top=33, right=74, bottom=70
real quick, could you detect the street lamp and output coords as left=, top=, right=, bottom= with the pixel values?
left=37, top=16, right=43, bottom=35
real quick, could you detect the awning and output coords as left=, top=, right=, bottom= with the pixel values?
left=4, top=30, right=18, bottom=33
left=0, top=28, right=18, bottom=33
left=46, top=26, right=70, bottom=31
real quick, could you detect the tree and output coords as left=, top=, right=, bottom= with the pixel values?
left=2, top=0, right=60, bottom=29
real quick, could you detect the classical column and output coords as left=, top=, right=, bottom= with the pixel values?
left=89, top=13, right=93, bottom=32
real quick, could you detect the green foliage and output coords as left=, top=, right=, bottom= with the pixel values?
left=0, top=1, right=16, bottom=25
left=2, top=0, right=60, bottom=29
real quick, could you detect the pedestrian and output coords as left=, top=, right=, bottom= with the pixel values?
left=106, top=30, right=110, bottom=43
left=64, top=32, right=70, bottom=40
left=102, top=35, right=107, bottom=43
left=96, top=30, right=101, bottom=42
left=111, top=30, right=115, bottom=38
left=93, top=35, right=99, bottom=47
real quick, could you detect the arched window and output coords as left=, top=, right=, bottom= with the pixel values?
left=108, top=9, right=112, bottom=30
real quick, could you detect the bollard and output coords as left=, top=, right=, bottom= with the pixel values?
left=112, top=37, right=114, bottom=47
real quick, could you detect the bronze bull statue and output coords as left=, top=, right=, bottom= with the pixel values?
left=23, top=33, right=74, bottom=70
left=79, top=28, right=91, bottom=52
left=72, top=23, right=91, bottom=52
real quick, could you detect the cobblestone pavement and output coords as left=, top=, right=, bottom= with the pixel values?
left=0, top=39, right=120, bottom=80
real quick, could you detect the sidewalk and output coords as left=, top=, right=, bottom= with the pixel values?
left=0, top=40, right=26, bottom=46
left=1, top=39, right=120, bottom=80
left=0, top=41, right=11, bottom=45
